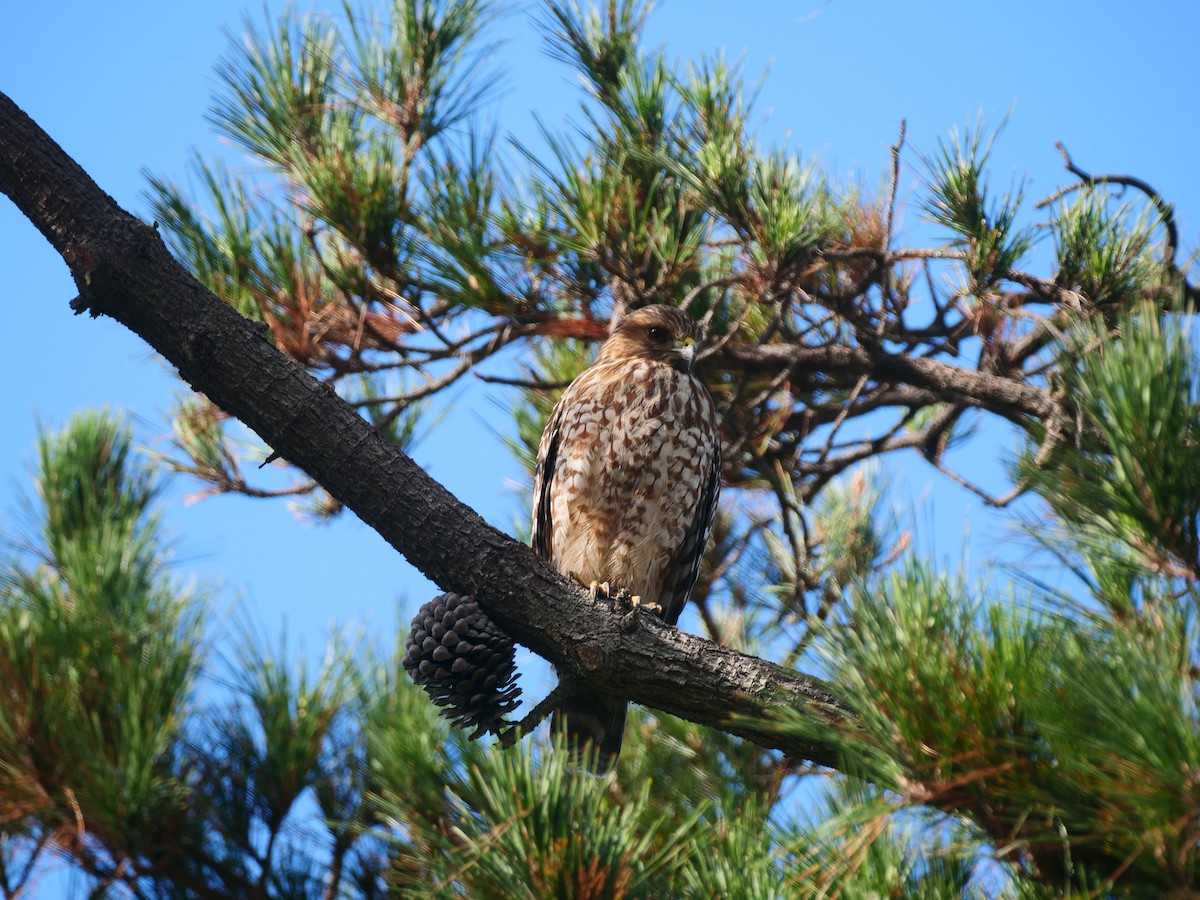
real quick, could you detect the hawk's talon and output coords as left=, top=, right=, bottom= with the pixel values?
left=617, top=592, right=664, bottom=632
left=568, top=574, right=612, bottom=606
left=627, top=595, right=663, bottom=616
left=586, top=580, right=613, bottom=606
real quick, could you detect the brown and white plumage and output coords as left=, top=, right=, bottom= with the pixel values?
left=531, top=304, right=721, bottom=771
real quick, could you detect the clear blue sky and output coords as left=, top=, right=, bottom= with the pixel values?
left=3, top=0, right=1199, bottom=893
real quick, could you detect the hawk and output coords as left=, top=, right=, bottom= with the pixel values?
left=531, top=304, right=722, bottom=772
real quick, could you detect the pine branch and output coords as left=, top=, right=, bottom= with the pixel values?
left=715, top=341, right=1053, bottom=425
left=0, top=90, right=843, bottom=768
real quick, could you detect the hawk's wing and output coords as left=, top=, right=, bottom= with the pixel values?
left=530, top=400, right=564, bottom=562
left=659, top=436, right=722, bottom=626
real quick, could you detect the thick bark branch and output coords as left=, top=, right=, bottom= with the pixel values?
left=0, top=91, right=843, bottom=767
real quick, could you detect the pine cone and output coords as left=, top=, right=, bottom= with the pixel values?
left=402, top=592, right=521, bottom=739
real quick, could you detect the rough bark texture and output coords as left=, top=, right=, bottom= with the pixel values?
left=0, top=91, right=844, bottom=766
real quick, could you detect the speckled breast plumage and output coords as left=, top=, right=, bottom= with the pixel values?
left=532, top=356, right=719, bottom=625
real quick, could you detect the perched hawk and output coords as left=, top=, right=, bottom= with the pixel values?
left=531, top=304, right=722, bottom=772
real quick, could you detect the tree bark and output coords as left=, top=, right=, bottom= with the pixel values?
left=0, top=91, right=845, bottom=767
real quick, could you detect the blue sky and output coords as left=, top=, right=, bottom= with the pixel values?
left=3, top=0, right=1199, bottom=892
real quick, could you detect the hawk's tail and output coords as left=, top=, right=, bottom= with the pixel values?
left=551, top=689, right=627, bottom=775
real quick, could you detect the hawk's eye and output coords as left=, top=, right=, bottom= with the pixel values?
left=647, top=326, right=671, bottom=344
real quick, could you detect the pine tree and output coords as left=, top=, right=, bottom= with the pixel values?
left=2, top=0, right=1199, bottom=895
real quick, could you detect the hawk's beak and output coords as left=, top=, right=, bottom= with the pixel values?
left=674, top=337, right=697, bottom=374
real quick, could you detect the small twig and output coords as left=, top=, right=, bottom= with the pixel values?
left=883, top=118, right=906, bottom=251
left=720, top=339, right=792, bottom=466
left=792, top=309, right=839, bottom=344
left=929, top=457, right=1027, bottom=508
left=1033, top=412, right=1064, bottom=468
left=796, top=419, right=936, bottom=501
left=1046, top=141, right=1180, bottom=268
left=698, top=293, right=760, bottom=362
left=398, top=321, right=509, bottom=358
left=781, top=385, right=938, bottom=437
left=1033, top=179, right=1088, bottom=211
left=229, top=478, right=319, bottom=500
left=1, top=830, right=51, bottom=899
left=785, top=577, right=847, bottom=668
left=743, top=363, right=799, bottom=416
left=815, top=373, right=871, bottom=467
left=497, top=682, right=578, bottom=748
left=373, top=325, right=519, bottom=431
left=680, top=275, right=742, bottom=316
left=763, top=459, right=812, bottom=617
left=873, top=530, right=912, bottom=574
left=475, top=372, right=573, bottom=391
left=924, top=257, right=948, bottom=321
left=368, top=359, right=477, bottom=408
left=64, top=787, right=85, bottom=838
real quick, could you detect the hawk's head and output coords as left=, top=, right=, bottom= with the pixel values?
left=597, top=304, right=704, bottom=374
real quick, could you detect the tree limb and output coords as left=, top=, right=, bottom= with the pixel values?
left=715, top=342, right=1053, bottom=426
left=0, top=90, right=843, bottom=767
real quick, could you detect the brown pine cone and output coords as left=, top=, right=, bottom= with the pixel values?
left=402, top=592, right=521, bottom=739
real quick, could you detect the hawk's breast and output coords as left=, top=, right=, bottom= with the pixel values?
left=546, top=357, right=717, bottom=605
